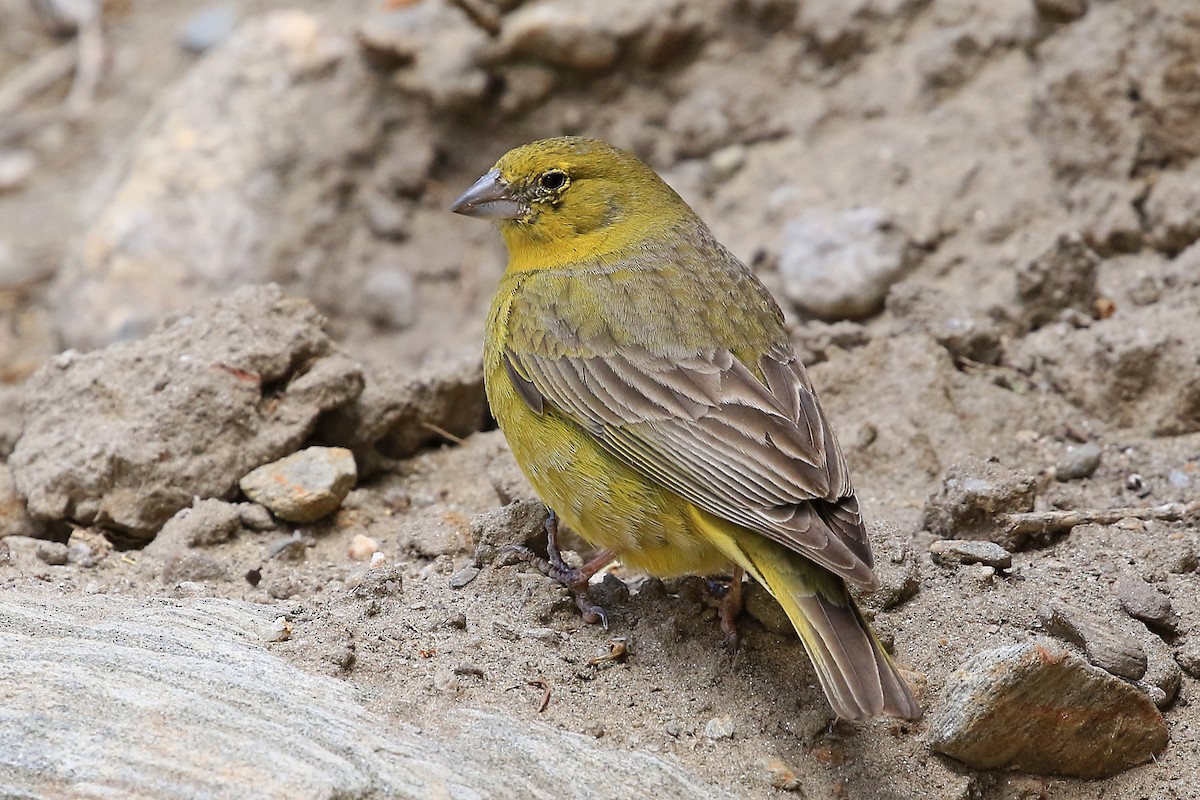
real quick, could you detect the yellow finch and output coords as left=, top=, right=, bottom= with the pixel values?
left=452, top=137, right=919, bottom=720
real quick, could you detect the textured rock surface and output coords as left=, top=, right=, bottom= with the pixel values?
left=239, top=446, right=357, bottom=523
left=1041, top=600, right=1147, bottom=681
left=922, top=459, right=1038, bottom=548
left=929, top=641, right=1168, bottom=779
left=929, top=539, right=1013, bottom=570
left=9, top=285, right=363, bottom=538
left=51, top=12, right=357, bottom=350
left=315, top=355, right=487, bottom=472
left=0, top=464, right=41, bottom=539
left=0, top=593, right=733, bottom=800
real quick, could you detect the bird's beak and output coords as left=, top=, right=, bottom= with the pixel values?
left=450, top=169, right=527, bottom=220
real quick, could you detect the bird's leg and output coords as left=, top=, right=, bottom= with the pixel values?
left=717, top=566, right=746, bottom=652
left=503, top=510, right=616, bottom=628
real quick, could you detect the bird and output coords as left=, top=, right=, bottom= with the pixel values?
left=451, top=136, right=920, bottom=721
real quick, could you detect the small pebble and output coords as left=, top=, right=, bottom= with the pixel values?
left=1116, top=577, right=1173, bottom=630
left=522, top=627, right=562, bottom=643
left=0, top=150, right=37, bottom=192
left=703, top=716, right=735, bottom=740
left=1055, top=441, right=1102, bottom=481
left=449, top=565, right=481, bottom=589
left=36, top=541, right=68, bottom=565
left=1167, top=469, right=1190, bottom=488
left=930, top=540, right=1013, bottom=570
left=1125, top=473, right=1151, bottom=497
left=178, top=5, right=239, bottom=53
left=347, top=533, right=380, bottom=562
left=758, top=757, right=802, bottom=791
left=708, top=144, right=747, bottom=181
left=237, top=503, right=276, bottom=531
left=268, top=533, right=311, bottom=562
left=368, top=551, right=388, bottom=569
left=266, top=616, right=293, bottom=642
left=240, top=447, right=358, bottom=523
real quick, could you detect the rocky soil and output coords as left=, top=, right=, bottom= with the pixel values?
left=2, top=1, right=1200, bottom=798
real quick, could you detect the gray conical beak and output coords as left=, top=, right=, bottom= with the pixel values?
left=450, top=169, right=527, bottom=220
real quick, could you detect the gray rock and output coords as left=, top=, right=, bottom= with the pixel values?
left=703, top=716, right=735, bottom=740
left=928, top=640, right=1167, bottom=779
left=930, top=540, right=1013, bottom=570
left=177, top=4, right=239, bottom=53
left=470, top=498, right=549, bottom=563
left=1116, top=577, right=1173, bottom=630
left=493, top=0, right=704, bottom=73
left=1175, top=640, right=1200, bottom=679
left=152, top=499, right=243, bottom=550
left=35, top=540, right=67, bottom=565
left=0, top=593, right=733, bottom=799
left=237, top=502, right=276, bottom=532
left=498, top=3, right=619, bottom=71
left=1139, top=635, right=1181, bottom=710
left=778, top=207, right=918, bottom=322
left=922, top=459, right=1038, bottom=549
left=1015, top=233, right=1099, bottom=330
left=66, top=527, right=111, bottom=567
left=1040, top=601, right=1147, bottom=680
left=240, top=447, right=357, bottom=523
left=53, top=12, right=354, bottom=349
left=1055, top=441, right=1102, bottom=481
left=9, top=285, right=363, bottom=539
left=449, top=565, right=481, bottom=589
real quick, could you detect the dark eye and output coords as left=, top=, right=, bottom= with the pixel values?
left=539, top=170, right=568, bottom=191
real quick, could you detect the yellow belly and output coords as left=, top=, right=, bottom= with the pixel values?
left=485, top=358, right=730, bottom=578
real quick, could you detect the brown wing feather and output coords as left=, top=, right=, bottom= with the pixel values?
left=505, top=344, right=877, bottom=588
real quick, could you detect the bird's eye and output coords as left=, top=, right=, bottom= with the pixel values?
left=539, top=170, right=568, bottom=191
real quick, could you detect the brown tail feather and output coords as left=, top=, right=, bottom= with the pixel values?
left=691, top=506, right=921, bottom=720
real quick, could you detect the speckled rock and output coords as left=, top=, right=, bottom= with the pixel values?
left=929, top=640, right=1167, bottom=779
left=240, top=447, right=358, bottom=523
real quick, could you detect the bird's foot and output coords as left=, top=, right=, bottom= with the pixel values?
left=714, top=566, right=746, bottom=653
left=501, top=510, right=616, bottom=628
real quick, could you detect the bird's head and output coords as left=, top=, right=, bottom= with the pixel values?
left=451, top=137, right=694, bottom=271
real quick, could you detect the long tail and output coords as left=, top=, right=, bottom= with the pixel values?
left=689, top=507, right=921, bottom=720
